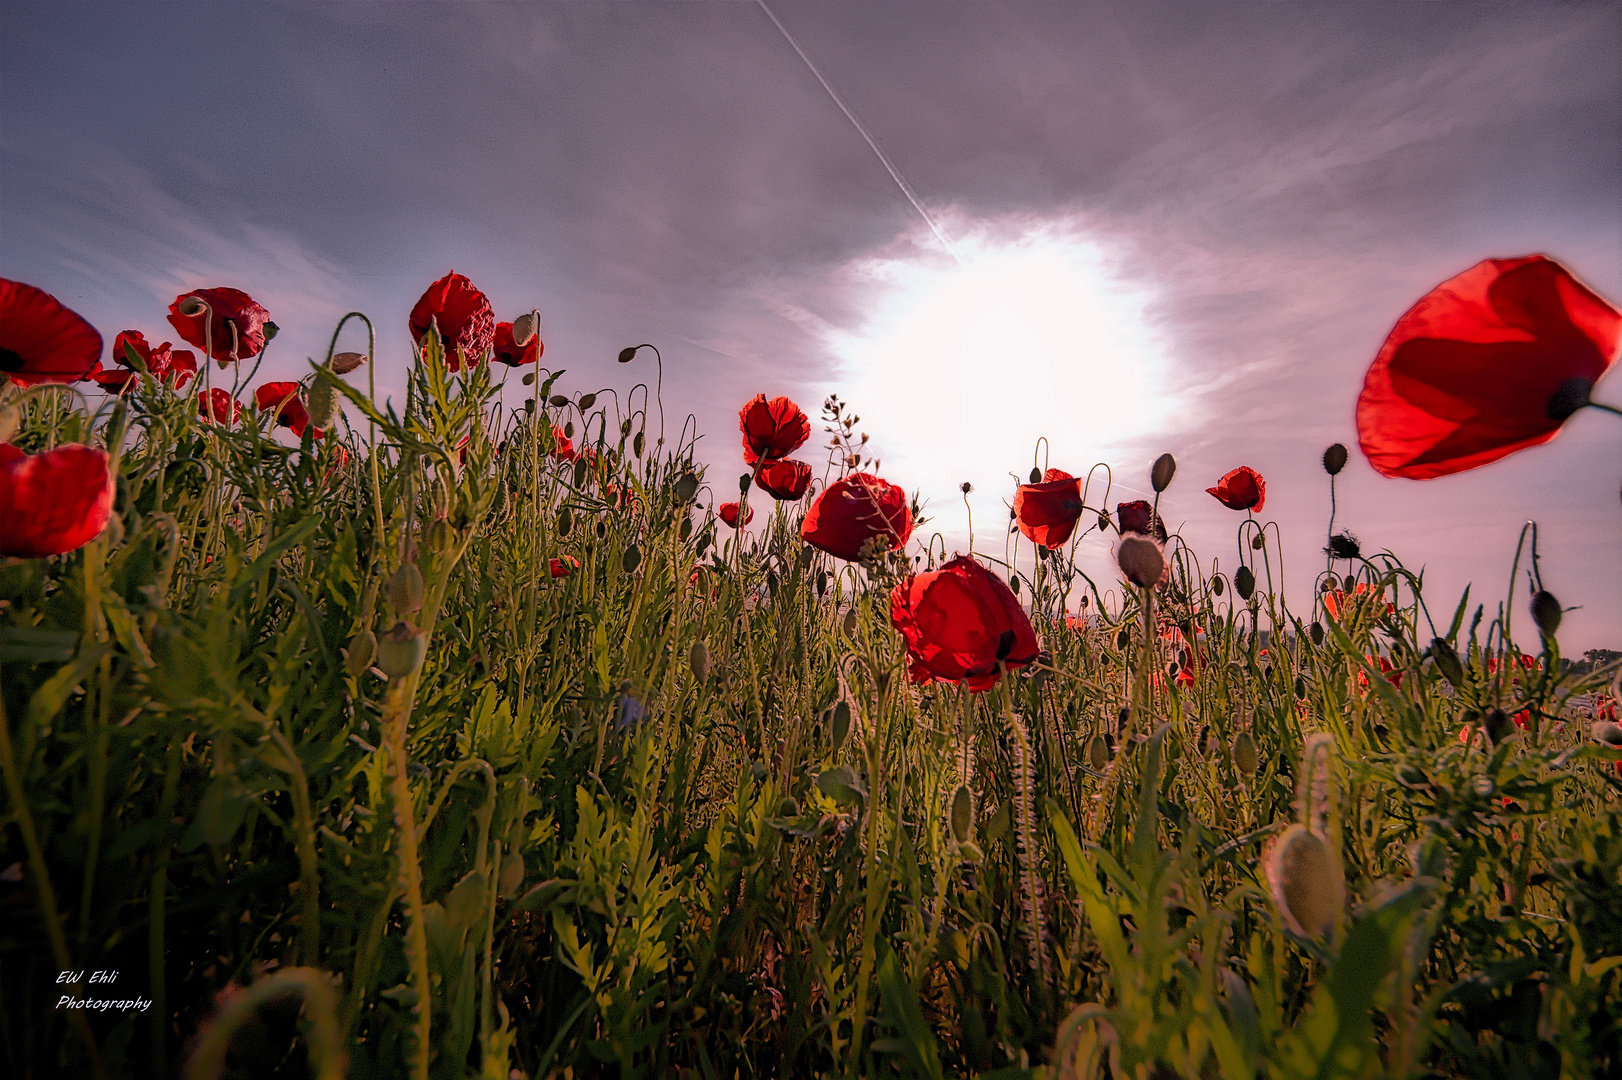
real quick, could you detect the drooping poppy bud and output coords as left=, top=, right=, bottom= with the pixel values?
left=1530, top=590, right=1562, bottom=638
left=1266, top=824, right=1344, bottom=940
left=1234, top=565, right=1256, bottom=601
left=689, top=640, right=710, bottom=682
left=949, top=785, right=974, bottom=844
left=1429, top=638, right=1464, bottom=687
left=888, top=554, right=1039, bottom=692
left=330, top=351, right=368, bottom=375
left=1231, top=731, right=1259, bottom=776
left=1116, top=533, right=1165, bottom=589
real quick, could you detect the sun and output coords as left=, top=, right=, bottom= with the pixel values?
left=831, top=218, right=1176, bottom=523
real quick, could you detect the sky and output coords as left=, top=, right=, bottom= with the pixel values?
left=3, top=1, right=1619, bottom=653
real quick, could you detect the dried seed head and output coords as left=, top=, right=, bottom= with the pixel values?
left=387, top=562, right=424, bottom=615
left=330, top=351, right=368, bottom=375
left=1530, top=590, right=1562, bottom=638
left=1265, top=824, right=1343, bottom=939
left=950, top=785, right=974, bottom=844
left=1151, top=452, right=1177, bottom=493
left=343, top=629, right=377, bottom=679
left=1231, top=731, right=1259, bottom=776
left=375, top=621, right=428, bottom=681
left=1116, top=533, right=1166, bottom=589
left=1322, top=443, right=1348, bottom=476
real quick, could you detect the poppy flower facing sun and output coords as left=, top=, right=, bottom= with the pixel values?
left=0, top=278, right=102, bottom=386
left=739, top=394, right=810, bottom=464
left=801, top=472, right=913, bottom=562
left=167, top=288, right=272, bottom=363
left=719, top=502, right=753, bottom=529
left=889, top=555, right=1040, bottom=692
left=409, top=272, right=495, bottom=372
left=1357, top=255, right=1622, bottom=479
left=492, top=320, right=542, bottom=367
left=0, top=443, right=115, bottom=557
left=254, top=382, right=324, bottom=439
left=198, top=388, right=242, bottom=427
left=756, top=458, right=812, bottom=501
left=1014, top=467, right=1083, bottom=548
left=1206, top=466, right=1266, bottom=512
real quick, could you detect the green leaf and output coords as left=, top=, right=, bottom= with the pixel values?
left=815, top=765, right=866, bottom=808
left=227, top=514, right=325, bottom=605
left=28, top=644, right=112, bottom=726
left=0, top=626, right=77, bottom=664
left=875, top=948, right=945, bottom=1080
left=180, top=776, right=251, bottom=852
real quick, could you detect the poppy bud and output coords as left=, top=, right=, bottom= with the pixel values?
left=1211, top=575, right=1224, bottom=597
left=1028, top=467, right=1042, bottom=485
left=832, top=701, right=852, bottom=749
left=1265, top=825, right=1343, bottom=939
left=330, top=351, right=368, bottom=375
left=1343, top=574, right=1356, bottom=590
left=1251, top=534, right=1265, bottom=550
left=262, top=321, right=279, bottom=342
left=950, top=784, right=974, bottom=844
left=1234, top=566, right=1255, bottom=601
left=1117, top=534, right=1165, bottom=588
left=739, top=473, right=752, bottom=493
left=306, top=377, right=339, bottom=430
left=675, top=473, right=699, bottom=502
left=816, top=570, right=828, bottom=597
left=1530, top=590, right=1562, bottom=638
left=498, top=851, right=526, bottom=899
left=524, top=398, right=534, bottom=414
left=572, top=459, right=588, bottom=487
left=376, top=620, right=428, bottom=680
left=634, top=431, right=645, bottom=458
left=1098, top=511, right=1112, bottom=532
left=1310, top=621, right=1324, bottom=646
left=690, top=640, right=710, bottom=682
left=778, top=796, right=800, bottom=817
left=594, top=519, right=606, bottom=539
left=427, top=518, right=456, bottom=554
left=511, top=312, right=538, bottom=347
left=1322, top=443, right=1348, bottom=476
left=618, top=346, right=637, bottom=363
left=1294, top=676, right=1306, bottom=700
left=578, top=393, right=597, bottom=410
left=1591, top=721, right=1622, bottom=748
left=387, top=562, right=424, bottom=614
left=679, top=515, right=693, bottom=541
left=1430, top=638, right=1464, bottom=687
left=1483, top=708, right=1515, bottom=744
left=697, top=530, right=712, bottom=556
left=1009, top=574, right=1020, bottom=595
left=1116, top=629, right=1130, bottom=650
left=1087, top=733, right=1109, bottom=770
left=1151, top=452, right=1176, bottom=493
left=1231, top=731, right=1259, bottom=775
left=622, top=544, right=641, bottom=574
left=343, top=629, right=377, bottom=679
left=843, top=608, right=858, bottom=638
left=549, top=394, right=569, bottom=408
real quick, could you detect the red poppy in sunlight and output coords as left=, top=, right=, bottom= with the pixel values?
left=1358, top=655, right=1403, bottom=689
left=491, top=321, right=541, bottom=367
left=801, top=472, right=913, bottom=562
left=0, top=278, right=102, bottom=386
left=1014, top=467, right=1083, bottom=548
left=549, top=556, right=579, bottom=578
left=254, top=382, right=324, bottom=439
left=889, top=555, right=1039, bottom=692
left=409, top=272, right=495, bottom=371
left=719, top=501, right=753, bottom=529
left=165, top=349, right=198, bottom=389
left=756, top=458, right=812, bottom=501
left=1206, top=466, right=1266, bottom=512
left=1322, top=583, right=1394, bottom=620
left=739, top=394, right=810, bottom=464
left=551, top=426, right=575, bottom=463
left=82, top=362, right=138, bottom=395
left=0, top=443, right=115, bottom=557
left=167, top=288, right=272, bottom=363
left=1115, top=500, right=1167, bottom=542
left=198, top=388, right=242, bottom=427
left=1356, top=255, right=1622, bottom=479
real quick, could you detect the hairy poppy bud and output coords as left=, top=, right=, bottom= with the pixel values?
left=618, top=346, right=637, bottom=363
left=1310, top=621, right=1325, bottom=646
left=1294, top=676, right=1306, bottom=700
left=831, top=701, right=851, bottom=749
left=1430, top=638, right=1464, bottom=687
left=1151, top=452, right=1176, bottom=493
left=1117, top=534, right=1165, bottom=588
left=330, top=351, right=368, bottom=375
left=675, top=473, right=699, bottom=502
left=1231, top=731, right=1259, bottom=776
left=510, top=312, right=538, bottom=347
left=778, top=796, right=800, bottom=817
left=498, top=851, right=526, bottom=899
left=689, top=640, right=710, bottom=682
left=621, top=544, right=641, bottom=573
left=1251, top=534, right=1265, bottom=550
left=843, top=607, right=858, bottom=638
left=387, top=562, right=424, bottom=615
left=950, top=784, right=974, bottom=844
left=1266, top=825, right=1343, bottom=939
left=548, top=394, right=568, bottom=408
left=1028, top=468, right=1041, bottom=485
left=1211, top=575, right=1224, bottom=597
left=343, top=629, right=377, bottom=679
left=739, top=473, right=752, bottom=493
left=557, top=508, right=573, bottom=536
left=306, top=377, right=339, bottom=429
left=634, top=431, right=645, bottom=458
left=1530, top=590, right=1561, bottom=638
left=1009, top=574, right=1020, bottom=595
left=1088, top=733, right=1110, bottom=770
left=376, top=620, right=428, bottom=680
left=1322, top=443, right=1348, bottom=476
left=572, top=459, right=588, bottom=488
left=1234, top=565, right=1255, bottom=601
left=578, top=392, right=597, bottom=410
left=427, top=519, right=456, bottom=554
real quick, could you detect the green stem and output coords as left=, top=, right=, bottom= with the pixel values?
left=268, top=728, right=322, bottom=967
left=150, top=738, right=183, bottom=1078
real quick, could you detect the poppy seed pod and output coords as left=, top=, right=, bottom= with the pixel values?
left=1265, top=824, right=1344, bottom=939
left=1530, top=590, right=1562, bottom=638
left=1116, top=534, right=1165, bottom=589
left=1151, top=452, right=1176, bottom=493
left=387, top=562, right=424, bottom=614
left=343, top=629, right=377, bottom=679
left=1231, top=731, right=1259, bottom=776
left=330, top=351, right=368, bottom=375
left=689, top=640, right=710, bottom=682
left=1234, top=566, right=1256, bottom=601
left=950, top=785, right=974, bottom=844
left=1322, top=443, right=1348, bottom=476
left=375, top=621, right=428, bottom=681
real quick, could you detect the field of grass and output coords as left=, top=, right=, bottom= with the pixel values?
left=2, top=318, right=1620, bottom=1080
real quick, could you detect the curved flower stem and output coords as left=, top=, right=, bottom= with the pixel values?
left=1586, top=400, right=1622, bottom=417
left=182, top=967, right=345, bottom=1080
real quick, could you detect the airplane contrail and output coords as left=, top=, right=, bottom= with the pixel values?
left=755, top=0, right=965, bottom=267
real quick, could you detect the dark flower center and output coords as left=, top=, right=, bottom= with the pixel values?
left=995, top=629, right=1016, bottom=661
left=1546, top=377, right=1593, bottom=421
left=0, top=347, right=25, bottom=372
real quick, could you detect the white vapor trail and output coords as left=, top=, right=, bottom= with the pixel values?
left=754, top=0, right=964, bottom=267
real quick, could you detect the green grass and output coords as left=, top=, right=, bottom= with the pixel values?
left=1, top=331, right=1619, bottom=1080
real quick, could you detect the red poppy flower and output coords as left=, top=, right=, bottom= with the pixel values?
left=198, top=388, right=242, bottom=427
left=889, top=554, right=1039, bottom=692
left=167, top=288, right=271, bottom=363
left=1014, top=467, right=1083, bottom=548
left=719, top=501, right=753, bottom=529
left=756, top=458, right=812, bottom=501
left=82, top=362, right=139, bottom=395
left=253, top=382, right=324, bottom=439
left=1322, top=583, right=1394, bottom=620
left=409, top=271, right=495, bottom=371
left=1358, top=655, right=1403, bottom=689
left=549, top=556, right=579, bottom=578
left=551, top=426, right=575, bottom=463
left=739, top=394, right=810, bottom=464
left=801, top=472, right=913, bottom=562
left=0, top=278, right=102, bottom=386
left=491, top=321, right=541, bottom=367
left=1356, top=255, right=1622, bottom=479
left=163, top=348, right=198, bottom=390
left=0, top=443, right=115, bottom=557
left=1206, top=466, right=1266, bottom=512
left=1115, top=500, right=1167, bottom=542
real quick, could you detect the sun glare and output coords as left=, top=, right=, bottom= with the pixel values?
left=832, top=221, right=1175, bottom=524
